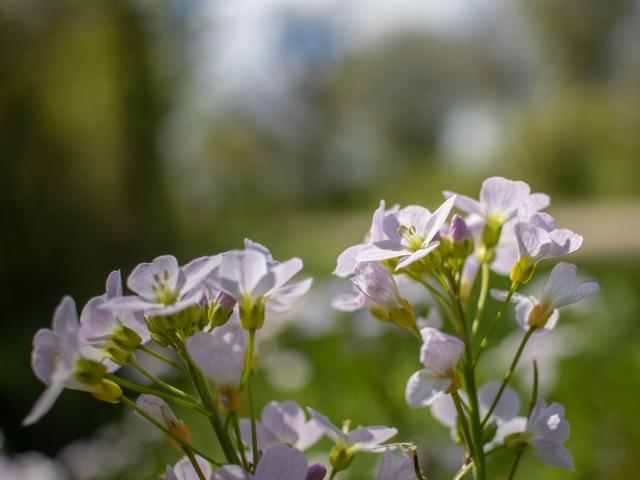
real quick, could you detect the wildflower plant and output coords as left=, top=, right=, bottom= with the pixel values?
left=23, top=177, right=598, bottom=479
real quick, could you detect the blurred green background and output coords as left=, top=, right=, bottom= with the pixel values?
left=1, top=0, right=640, bottom=478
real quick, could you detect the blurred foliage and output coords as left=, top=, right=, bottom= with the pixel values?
left=1, top=0, right=640, bottom=478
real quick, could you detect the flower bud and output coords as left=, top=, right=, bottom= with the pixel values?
left=305, top=463, right=327, bottom=480
left=91, top=379, right=123, bottom=404
left=74, top=358, right=107, bottom=386
left=482, top=420, right=498, bottom=444
left=239, top=296, right=265, bottom=330
left=208, top=292, right=236, bottom=328
left=136, top=394, right=192, bottom=449
left=388, top=299, right=416, bottom=328
left=329, top=442, right=355, bottom=472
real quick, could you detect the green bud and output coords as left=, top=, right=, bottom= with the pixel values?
left=388, top=299, right=416, bottom=328
left=91, top=379, right=123, bottom=404
left=239, top=296, right=265, bottom=330
left=329, top=442, right=355, bottom=472
left=482, top=219, right=502, bottom=249
left=75, top=358, right=107, bottom=385
left=510, top=257, right=536, bottom=284
left=482, top=420, right=498, bottom=444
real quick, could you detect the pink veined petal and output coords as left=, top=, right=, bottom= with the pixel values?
left=480, top=177, right=531, bottom=218
left=239, top=419, right=280, bottom=452
left=419, top=328, right=464, bottom=376
left=528, top=193, right=551, bottom=211
left=478, top=382, right=520, bottom=422
left=271, top=278, right=313, bottom=306
left=306, top=408, right=345, bottom=443
left=182, top=256, right=221, bottom=295
left=405, top=369, right=451, bottom=409
left=430, top=394, right=460, bottom=429
left=105, top=270, right=123, bottom=298
left=348, top=426, right=398, bottom=451
left=514, top=222, right=547, bottom=260
left=127, top=255, right=181, bottom=301
left=261, top=401, right=306, bottom=446
left=263, top=257, right=304, bottom=294
left=245, top=238, right=275, bottom=263
left=369, top=200, right=388, bottom=242
left=356, top=242, right=409, bottom=262
left=187, top=326, right=245, bottom=387
left=396, top=205, right=432, bottom=234
left=219, top=250, right=269, bottom=297
left=254, top=445, right=308, bottom=480
left=420, top=196, right=456, bottom=243
left=334, top=244, right=364, bottom=278
left=444, top=191, right=484, bottom=216
left=376, top=449, right=415, bottom=480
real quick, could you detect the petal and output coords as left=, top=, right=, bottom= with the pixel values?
left=245, top=238, right=275, bottom=262
left=480, top=177, right=530, bottom=218
left=419, top=196, right=456, bottom=243
left=478, top=382, right=520, bottom=422
left=261, top=401, right=306, bottom=445
left=52, top=296, right=79, bottom=337
left=494, top=417, right=527, bottom=445
left=136, top=394, right=179, bottom=429
left=395, top=243, right=439, bottom=271
left=356, top=242, right=409, bottom=262
left=239, top=419, right=280, bottom=452
left=306, top=408, right=345, bottom=443
left=171, top=455, right=213, bottom=480
left=101, top=295, right=154, bottom=311
left=514, top=222, right=547, bottom=260
left=182, top=256, right=221, bottom=295
left=270, top=278, right=313, bottom=306
left=419, top=328, right=464, bottom=377
left=331, top=290, right=367, bottom=312
left=213, top=465, right=252, bottom=480
left=430, top=394, right=459, bottom=429
left=31, top=329, right=61, bottom=384
left=513, top=297, right=535, bottom=331
left=254, top=445, right=308, bottom=480
left=527, top=193, right=550, bottom=211
left=405, top=369, right=451, bottom=409
left=127, top=255, right=181, bottom=301
left=187, top=326, right=245, bottom=387
left=396, top=205, right=432, bottom=233
left=444, top=191, right=484, bottom=215
left=531, top=440, right=574, bottom=470
left=23, top=374, right=67, bottom=426
left=376, top=449, right=415, bottom=480
left=296, top=420, right=324, bottom=451
left=334, top=244, right=364, bottom=278
left=105, top=270, right=123, bottom=298
left=264, top=258, right=304, bottom=294
left=348, top=426, right=398, bottom=451
left=369, top=200, right=389, bottom=242
left=219, top=250, right=269, bottom=297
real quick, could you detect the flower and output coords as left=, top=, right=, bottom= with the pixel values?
left=104, top=255, right=219, bottom=317
left=492, top=262, right=599, bottom=331
left=445, top=177, right=549, bottom=229
left=79, top=270, right=150, bottom=369
left=307, top=407, right=397, bottom=472
left=351, top=262, right=415, bottom=327
left=495, top=398, right=573, bottom=470
left=24, top=297, right=91, bottom=425
left=213, top=444, right=309, bottom=480
left=511, top=206, right=582, bottom=283
left=167, top=455, right=212, bottom=480
left=405, top=328, right=464, bottom=408
left=430, top=382, right=520, bottom=440
left=376, top=449, right=416, bottom=480
left=212, top=241, right=312, bottom=329
left=334, top=200, right=399, bottom=278
left=135, top=395, right=192, bottom=448
left=187, top=319, right=247, bottom=412
left=239, top=401, right=323, bottom=454
left=356, top=197, right=456, bottom=271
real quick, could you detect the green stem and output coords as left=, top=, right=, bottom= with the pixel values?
left=232, top=413, right=249, bottom=469
left=183, top=446, right=208, bottom=480
left=416, top=278, right=460, bottom=336
left=453, top=461, right=473, bottom=480
left=527, top=360, right=539, bottom=418
left=409, top=445, right=427, bottom=480
left=137, top=344, right=187, bottom=373
left=475, top=282, right=519, bottom=364
left=507, top=452, right=524, bottom=480
left=481, top=328, right=535, bottom=428
left=107, top=374, right=209, bottom=416
left=451, top=391, right=475, bottom=458
left=182, top=351, right=240, bottom=465
left=121, top=396, right=222, bottom=466
left=130, top=356, right=197, bottom=402
left=329, top=469, right=339, bottom=480
left=247, top=374, right=259, bottom=471
left=242, top=329, right=256, bottom=386
left=471, top=262, right=490, bottom=336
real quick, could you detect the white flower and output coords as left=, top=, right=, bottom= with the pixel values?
left=213, top=445, right=309, bottom=480
left=495, top=398, right=573, bottom=470
left=405, top=328, right=464, bottom=408
left=356, top=197, right=456, bottom=271
left=491, top=262, right=599, bottom=331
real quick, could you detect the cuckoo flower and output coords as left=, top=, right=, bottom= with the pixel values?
left=377, top=449, right=416, bottom=480
left=136, top=395, right=192, bottom=448
left=212, top=242, right=312, bottom=329
left=334, top=200, right=399, bottom=278
left=430, top=382, right=520, bottom=439
left=239, top=401, right=323, bottom=454
left=187, top=319, right=246, bottom=412
left=492, top=262, right=599, bottom=331
left=496, top=398, right=573, bottom=470
left=351, top=262, right=415, bottom=327
left=445, top=177, right=549, bottom=229
left=79, top=271, right=150, bottom=369
left=330, top=285, right=368, bottom=313
left=405, top=328, right=464, bottom=408
left=167, top=455, right=212, bottom=480
left=24, top=297, right=120, bottom=425
left=511, top=206, right=582, bottom=283
left=213, top=444, right=310, bottom=480
left=104, top=255, right=219, bottom=317
left=356, top=197, right=456, bottom=271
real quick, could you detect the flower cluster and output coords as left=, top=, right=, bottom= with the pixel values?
left=23, top=177, right=598, bottom=480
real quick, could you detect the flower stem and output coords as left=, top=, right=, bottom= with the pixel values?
left=507, top=452, right=524, bottom=480
left=481, top=328, right=535, bottom=428
left=106, top=374, right=209, bottom=416
left=121, top=396, right=222, bottom=466
left=232, top=413, right=249, bottom=469
left=183, top=446, right=208, bottom=480
left=527, top=360, right=539, bottom=418
left=471, top=262, right=490, bottom=337
left=410, top=445, right=427, bottom=480
left=247, top=374, right=259, bottom=471
left=136, top=344, right=187, bottom=374
left=451, top=391, right=475, bottom=458
left=328, top=469, right=339, bottom=480
left=242, top=329, right=256, bottom=386
left=475, top=282, right=519, bottom=365
left=453, top=461, right=473, bottom=480
left=130, top=356, right=197, bottom=402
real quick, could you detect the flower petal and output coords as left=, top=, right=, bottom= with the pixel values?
left=127, top=255, right=181, bottom=301
left=478, top=381, right=520, bottom=422
left=306, top=408, right=345, bottom=443
left=531, top=439, right=574, bottom=470
left=254, top=445, right=308, bottom=480
left=405, top=369, right=451, bottom=409
left=419, top=328, right=464, bottom=377
left=348, top=426, right=398, bottom=451
left=334, top=244, right=364, bottom=278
